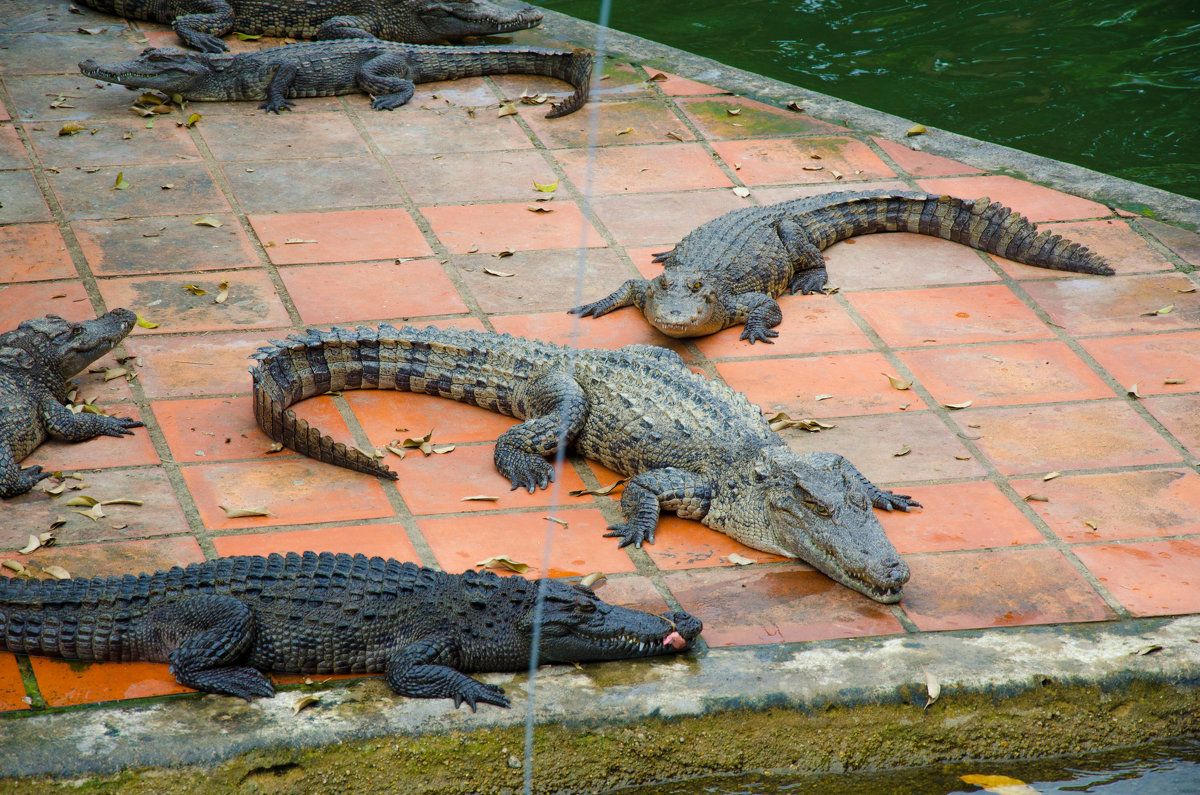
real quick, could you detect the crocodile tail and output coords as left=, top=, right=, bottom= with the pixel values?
left=806, top=192, right=1114, bottom=275
left=543, top=49, right=594, bottom=119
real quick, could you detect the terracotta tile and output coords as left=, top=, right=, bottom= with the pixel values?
left=960, top=401, right=1181, bottom=475
left=3, top=74, right=140, bottom=122
left=520, top=99, right=693, bottom=149
left=455, top=249, right=630, bottom=314
left=345, top=390, right=518, bottom=447
left=68, top=349, right=138, bottom=406
left=677, top=97, right=847, bottom=140
left=48, top=163, right=228, bottom=220
left=31, top=658, right=192, bottom=706
left=877, top=481, right=1044, bottom=554
left=96, top=269, right=291, bottom=334
left=491, top=60, right=652, bottom=103
left=394, top=443, right=592, bottom=515
left=0, top=169, right=52, bottom=222
left=691, top=294, right=875, bottom=358
left=1073, top=540, right=1200, bottom=616
left=0, top=222, right=75, bottom=282
left=0, top=124, right=30, bottom=169
left=0, top=466, right=188, bottom=549
left=0, top=653, right=29, bottom=712
left=995, top=219, right=1176, bottom=279
left=782, top=412, right=987, bottom=483
left=280, top=259, right=468, bottom=324
left=588, top=190, right=747, bottom=247
left=488, top=310, right=690, bottom=355
left=0, top=103, right=9, bottom=122
left=846, top=284, right=1054, bottom=347
left=222, top=157, right=398, bottom=213
left=212, top=523, right=419, bottom=560
left=1022, top=273, right=1200, bottom=336
left=151, top=395, right=351, bottom=464
left=826, top=233, right=1000, bottom=291
left=871, top=137, right=984, bottom=177
left=0, top=281, right=92, bottom=329
left=359, top=97, right=533, bottom=156
left=181, top=458, right=396, bottom=531
left=751, top=181, right=914, bottom=207
left=2, top=2, right=126, bottom=34
left=1137, top=217, right=1200, bottom=269
left=1141, top=394, right=1200, bottom=457
left=27, top=121, right=200, bottom=167
left=73, top=214, right=259, bottom=276
left=898, top=341, right=1115, bottom=408
left=626, top=246, right=667, bottom=279
left=390, top=149, right=557, bottom=204
left=248, top=208, right=432, bottom=265
left=0, top=30, right=145, bottom=76
left=3, top=536, right=205, bottom=579
left=916, top=176, right=1109, bottom=223
left=422, top=201, right=604, bottom=254
left=419, top=509, right=636, bottom=578
left=555, top=143, right=732, bottom=195
left=716, top=353, right=928, bottom=418
left=899, top=548, right=1112, bottom=631
left=124, top=331, right=278, bottom=398
left=643, top=70, right=724, bottom=97
left=711, top=137, right=895, bottom=186
left=662, top=565, right=905, bottom=646
left=24, top=405, right=158, bottom=471
left=640, top=515, right=789, bottom=570
left=1081, top=332, right=1200, bottom=397
left=198, top=112, right=370, bottom=161
left=593, top=576, right=671, bottom=617
left=1011, top=469, right=1200, bottom=543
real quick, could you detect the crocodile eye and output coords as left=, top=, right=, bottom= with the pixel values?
left=799, top=496, right=832, bottom=517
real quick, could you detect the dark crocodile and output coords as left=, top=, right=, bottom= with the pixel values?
left=80, top=41, right=592, bottom=118
left=0, top=310, right=143, bottom=499
left=76, top=0, right=543, bottom=53
left=251, top=325, right=917, bottom=603
left=0, top=551, right=701, bottom=708
left=569, top=191, right=1115, bottom=343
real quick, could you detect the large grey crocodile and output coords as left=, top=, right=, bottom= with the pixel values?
left=251, top=325, right=916, bottom=603
left=569, top=191, right=1115, bottom=343
left=76, top=0, right=543, bottom=53
left=0, top=551, right=701, bottom=708
left=0, top=310, right=143, bottom=499
left=80, top=40, right=592, bottom=118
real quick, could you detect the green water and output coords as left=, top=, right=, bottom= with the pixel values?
left=538, top=0, right=1200, bottom=201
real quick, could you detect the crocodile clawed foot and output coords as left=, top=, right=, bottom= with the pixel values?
left=453, top=681, right=509, bottom=711
left=258, top=99, right=295, bottom=114
left=567, top=298, right=614, bottom=318
left=502, top=458, right=554, bottom=494
left=739, top=326, right=777, bottom=344
left=875, top=491, right=921, bottom=512
left=100, top=416, right=145, bottom=438
left=603, top=522, right=654, bottom=549
left=181, top=32, right=229, bottom=54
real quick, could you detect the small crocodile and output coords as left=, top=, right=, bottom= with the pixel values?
left=0, top=551, right=701, bottom=707
left=251, top=325, right=916, bottom=603
left=569, top=191, right=1115, bottom=343
left=1, top=310, right=143, bottom=499
left=80, top=41, right=592, bottom=118
left=75, top=0, right=544, bottom=53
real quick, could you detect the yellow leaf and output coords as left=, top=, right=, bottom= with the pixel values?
left=959, top=774, right=1037, bottom=794
left=1140, top=304, right=1174, bottom=316
left=615, top=126, right=633, bottom=135
left=182, top=284, right=207, bottom=296
left=19, top=535, right=41, bottom=555
left=136, top=313, right=159, bottom=329
left=62, top=495, right=98, bottom=506
left=184, top=112, right=202, bottom=128
left=292, top=694, right=321, bottom=715
left=533, top=179, right=558, bottom=193
left=476, top=555, right=529, bottom=573
left=234, top=32, right=262, bottom=40
left=102, top=367, right=128, bottom=382
left=2, top=560, right=29, bottom=576
left=893, top=444, right=911, bottom=457
left=497, top=102, right=518, bottom=117
left=99, top=498, right=143, bottom=506
left=43, top=565, right=72, bottom=580
left=192, top=215, right=224, bottom=228
left=58, top=122, right=88, bottom=136
left=112, top=171, right=131, bottom=190
left=580, top=571, right=607, bottom=589
left=882, top=372, right=912, bottom=390
left=906, top=124, right=927, bottom=136
left=219, top=505, right=270, bottom=518
left=214, top=279, right=229, bottom=304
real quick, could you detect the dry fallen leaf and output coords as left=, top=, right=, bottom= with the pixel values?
left=907, top=124, right=927, bottom=137
left=726, top=107, right=741, bottom=116
left=182, top=284, right=207, bottom=296
left=234, top=32, right=262, bottom=41
left=785, top=100, right=803, bottom=112
left=102, top=367, right=128, bottom=382
left=893, top=445, right=912, bottom=457
left=112, top=171, right=131, bottom=190
left=1164, top=378, right=1187, bottom=385
left=526, top=204, right=553, bottom=214
left=533, top=179, right=558, bottom=193
left=220, top=505, right=270, bottom=518
left=44, top=565, right=72, bottom=580
left=19, top=535, right=41, bottom=555
left=192, top=215, right=224, bottom=228
left=58, top=122, right=88, bottom=136
left=1084, top=520, right=1098, bottom=530
left=923, top=667, right=940, bottom=710
left=732, top=186, right=751, bottom=198
left=2, top=561, right=29, bottom=576
left=385, top=440, right=406, bottom=458
left=942, top=400, right=973, bottom=410
left=545, top=516, right=569, bottom=527
left=813, top=394, right=833, bottom=401
left=497, top=102, right=518, bottom=117
left=476, top=555, right=529, bottom=573
left=883, top=372, right=912, bottom=390
left=1141, top=304, right=1174, bottom=316
left=62, top=495, right=99, bottom=506
left=292, top=694, right=321, bottom=715
left=764, top=412, right=836, bottom=433
left=495, top=248, right=516, bottom=258
left=214, top=279, right=229, bottom=304
left=959, top=774, right=1038, bottom=795
left=726, top=553, right=755, bottom=566
left=1024, top=494, right=1049, bottom=502
left=580, top=571, right=608, bottom=589
left=461, top=495, right=500, bottom=502
left=665, top=131, right=685, bottom=141
left=136, top=313, right=159, bottom=329
left=615, top=126, right=633, bottom=135
left=1134, top=644, right=1163, bottom=656
left=1127, top=383, right=1141, bottom=398
left=284, top=238, right=317, bottom=244
left=568, top=479, right=628, bottom=497
left=100, top=498, right=143, bottom=506
left=1042, top=472, right=1061, bottom=481
left=72, top=503, right=106, bottom=522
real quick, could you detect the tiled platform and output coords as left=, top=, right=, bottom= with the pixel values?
left=1, top=0, right=1199, bottom=729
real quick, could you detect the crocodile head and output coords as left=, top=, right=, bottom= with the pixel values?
left=521, top=579, right=702, bottom=663
left=642, top=269, right=729, bottom=337
left=400, top=0, right=544, bottom=41
left=731, top=447, right=910, bottom=603
left=15, top=309, right=137, bottom=379
left=79, top=48, right=218, bottom=94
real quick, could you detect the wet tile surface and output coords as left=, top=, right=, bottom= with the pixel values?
left=2, top=2, right=1198, bottom=717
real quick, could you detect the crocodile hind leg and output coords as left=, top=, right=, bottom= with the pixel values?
left=775, top=217, right=829, bottom=294
left=386, top=636, right=509, bottom=710
left=568, top=278, right=649, bottom=319
left=604, top=467, right=712, bottom=548
left=39, top=395, right=143, bottom=442
left=172, top=0, right=236, bottom=53
left=142, top=594, right=274, bottom=700
left=494, top=372, right=587, bottom=492
left=312, top=15, right=379, bottom=41
left=0, top=443, right=44, bottom=499
left=356, top=53, right=417, bottom=110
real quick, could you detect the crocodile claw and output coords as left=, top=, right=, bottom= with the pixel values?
left=875, top=490, right=920, bottom=512
left=603, top=521, right=654, bottom=548
left=453, top=681, right=509, bottom=711
left=258, top=98, right=295, bottom=114
left=100, top=416, right=144, bottom=438
left=179, top=31, right=229, bottom=53
left=501, top=457, right=554, bottom=493
left=739, top=325, right=778, bottom=345
left=567, top=297, right=616, bottom=318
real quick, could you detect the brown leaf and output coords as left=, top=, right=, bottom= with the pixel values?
left=785, top=100, right=803, bottom=112
left=882, top=372, right=912, bottom=390
left=192, top=215, right=224, bottom=228
left=646, top=72, right=668, bottom=82
left=182, top=284, right=207, bottom=296
left=219, top=505, right=270, bottom=518
left=942, top=400, right=973, bottom=410
left=1024, top=494, right=1049, bottom=502
left=214, top=279, right=229, bottom=304
left=385, top=440, right=406, bottom=458
left=461, top=495, right=500, bottom=502
left=497, top=102, right=518, bottom=117
left=19, top=535, right=41, bottom=555
left=72, top=503, right=106, bottom=522
left=568, top=479, right=628, bottom=497
left=579, top=571, right=608, bottom=589
left=665, top=131, right=685, bottom=141
left=266, top=442, right=284, bottom=454
left=526, top=204, right=553, bottom=213
left=102, top=367, right=128, bottom=382
left=99, top=498, right=143, bottom=506
left=292, top=694, right=321, bottom=715
left=495, top=248, right=516, bottom=258
left=476, top=555, right=529, bottom=573
left=726, top=552, right=756, bottom=566
left=893, top=444, right=912, bottom=457
left=43, top=565, right=72, bottom=580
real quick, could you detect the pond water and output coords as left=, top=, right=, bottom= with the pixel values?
left=539, top=0, right=1200, bottom=202
left=611, top=738, right=1200, bottom=794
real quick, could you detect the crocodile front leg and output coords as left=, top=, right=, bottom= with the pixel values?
left=604, top=467, right=712, bottom=548
left=775, top=217, right=829, bottom=294
left=0, top=443, right=44, bottom=499
left=312, top=15, right=379, bottom=41
left=386, top=636, right=509, bottom=710
left=725, top=292, right=783, bottom=344
left=39, top=395, right=143, bottom=443
left=172, top=0, right=236, bottom=53
left=494, top=372, right=588, bottom=492
left=259, top=64, right=298, bottom=113
left=356, top=53, right=417, bottom=110
left=568, top=279, right=649, bottom=319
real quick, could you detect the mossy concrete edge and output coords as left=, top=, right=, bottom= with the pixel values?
left=523, top=7, right=1200, bottom=229
left=2, top=615, right=1198, bottom=780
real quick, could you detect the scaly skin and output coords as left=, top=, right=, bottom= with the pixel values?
left=80, top=41, right=593, bottom=118
left=75, top=0, right=544, bottom=53
left=251, top=325, right=916, bottom=603
left=0, top=310, right=143, bottom=499
left=570, top=191, right=1115, bottom=343
left=0, top=552, right=701, bottom=708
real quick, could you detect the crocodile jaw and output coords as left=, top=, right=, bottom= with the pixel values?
left=415, top=0, right=543, bottom=39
